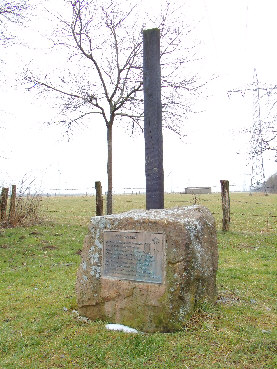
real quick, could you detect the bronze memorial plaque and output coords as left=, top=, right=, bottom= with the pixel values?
left=103, top=230, right=165, bottom=284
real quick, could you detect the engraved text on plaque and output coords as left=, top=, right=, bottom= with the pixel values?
left=103, top=231, right=165, bottom=283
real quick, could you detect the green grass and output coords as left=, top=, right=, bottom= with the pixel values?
left=0, top=193, right=276, bottom=368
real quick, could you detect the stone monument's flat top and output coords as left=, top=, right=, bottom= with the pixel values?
left=101, top=205, right=212, bottom=224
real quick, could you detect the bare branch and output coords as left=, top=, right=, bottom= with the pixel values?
left=71, top=1, right=110, bottom=102
left=0, top=0, right=30, bottom=47
left=25, top=77, right=82, bottom=100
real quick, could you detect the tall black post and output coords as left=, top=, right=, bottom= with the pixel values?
left=143, top=28, right=164, bottom=210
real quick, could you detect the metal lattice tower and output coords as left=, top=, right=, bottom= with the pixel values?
left=250, top=68, right=266, bottom=191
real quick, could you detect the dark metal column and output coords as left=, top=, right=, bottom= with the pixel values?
left=143, top=28, right=164, bottom=210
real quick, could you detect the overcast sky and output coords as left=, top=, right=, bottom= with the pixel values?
left=1, top=0, right=276, bottom=194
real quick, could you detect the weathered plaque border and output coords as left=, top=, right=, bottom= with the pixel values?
left=102, top=230, right=165, bottom=284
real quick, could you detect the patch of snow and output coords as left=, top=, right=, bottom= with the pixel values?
left=105, top=323, right=139, bottom=334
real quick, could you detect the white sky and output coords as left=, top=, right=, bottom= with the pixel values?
left=1, top=0, right=276, bottom=194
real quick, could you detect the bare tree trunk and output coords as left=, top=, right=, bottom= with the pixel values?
left=107, top=123, right=113, bottom=215
left=95, top=181, right=103, bottom=216
left=8, top=185, right=16, bottom=226
left=220, top=180, right=230, bottom=232
left=1, top=187, right=9, bottom=222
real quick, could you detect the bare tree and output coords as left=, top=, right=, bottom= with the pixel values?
left=25, top=0, right=207, bottom=214
left=0, top=0, right=30, bottom=162
left=0, top=0, right=29, bottom=47
left=228, top=68, right=277, bottom=191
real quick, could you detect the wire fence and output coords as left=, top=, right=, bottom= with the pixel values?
left=1, top=183, right=276, bottom=232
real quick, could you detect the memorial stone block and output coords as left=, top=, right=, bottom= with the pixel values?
left=76, top=205, right=218, bottom=333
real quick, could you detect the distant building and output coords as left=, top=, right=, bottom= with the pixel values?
left=185, top=187, right=212, bottom=194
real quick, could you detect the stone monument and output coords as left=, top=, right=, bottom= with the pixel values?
left=76, top=205, right=218, bottom=333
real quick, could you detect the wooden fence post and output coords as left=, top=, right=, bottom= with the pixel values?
left=220, top=180, right=230, bottom=232
left=9, top=185, right=17, bottom=226
left=95, top=181, right=103, bottom=216
left=1, top=187, right=9, bottom=222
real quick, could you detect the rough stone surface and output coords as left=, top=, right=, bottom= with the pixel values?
left=76, top=205, right=218, bottom=333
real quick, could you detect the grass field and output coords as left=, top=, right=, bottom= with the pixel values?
left=0, top=193, right=276, bottom=368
